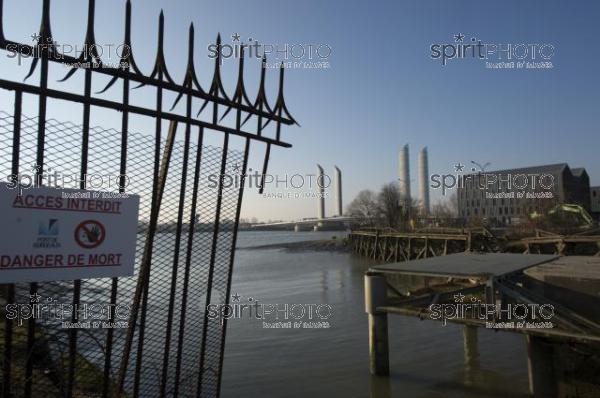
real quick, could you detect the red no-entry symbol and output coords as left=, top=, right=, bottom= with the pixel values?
left=74, top=220, right=106, bottom=249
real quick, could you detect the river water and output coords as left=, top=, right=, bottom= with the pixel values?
left=221, top=231, right=531, bottom=398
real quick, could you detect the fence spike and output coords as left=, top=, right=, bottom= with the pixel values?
left=240, top=54, right=268, bottom=126
left=275, top=62, right=298, bottom=125
left=240, top=107, right=253, bottom=127
left=158, top=10, right=165, bottom=53
left=278, top=62, right=285, bottom=98
left=257, top=56, right=272, bottom=112
left=219, top=45, right=251, bottom=122
left=23, top=59, right=39, bottom=82
left=188, top=23, right=205, bottom=93
left=157, top=10, right=175, bottom=83
left=210, top=33, right=222, bottom=95
left=96, top=0, right=137, bottom=94
left=84, top=0, right=101, bottom=63
left=240, top=65, right=257, bottom=128
left=24, top=0, right=54, bottom=81
left=123, top=0, right=143, bottom=76
left=188, top=22, right=195, bottom=65
left=211, top=33, right=230, bottom=99
left=196, top=98, right=210, bottom=117
left=199, top=33, right=230, bottom=116
left=132, top=9, right=172, bottom=88
left=239, top=47, right=252, bottom=104
left=58, top=0, right=102, bottom=82
left=41, top=0, right=53, bottom=43
left=170, top=22, right=202, bottom=111
left=259, top=56, right=274, bottom=129
left=125, top=0, right=133, bottom=47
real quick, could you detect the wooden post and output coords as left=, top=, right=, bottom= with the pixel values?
left=484, top=277, right=496, bottom=324
left=526, top=335, right=557, bottom=398
left=466, top=231, right=472, bottom=252
left=557, top=240, right=566, bottom=256
left=485, top=278, right=496, bottom=305
left=462, top=325, right=479, bottom=368
left=364, top=272, right=389, bottom=376
left=463, top=325, right=480, bottom=385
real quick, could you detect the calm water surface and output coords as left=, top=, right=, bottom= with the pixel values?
left=221, top=231, right=531, bottom=398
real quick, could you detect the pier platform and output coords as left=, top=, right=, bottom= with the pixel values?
left=364, top=253, right=600, bottom=398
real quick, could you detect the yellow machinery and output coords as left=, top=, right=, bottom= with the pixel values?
left=531, top=203, right=595, bottom=229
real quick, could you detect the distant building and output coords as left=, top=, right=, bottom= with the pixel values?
left=591, top=186, right=600, bottom=218
left=457, top=163, right=590, bottom=225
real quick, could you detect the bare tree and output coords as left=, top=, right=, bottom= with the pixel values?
left=346, top=190, right=379, bottom=226
left=378, top=183, right=401, bottom=228
left=448, top=192, right=458, bottom=215
left=431, top=200, right=454, bottom=219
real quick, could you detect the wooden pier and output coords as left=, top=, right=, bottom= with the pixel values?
left=350, top=228, right=600, bottom=261
left=506, top=229, right=600, bottom=256
left=349, top=228, right=497, bottom=261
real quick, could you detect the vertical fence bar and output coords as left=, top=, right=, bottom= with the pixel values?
left=170, top=26, right=202, bottom=396
left=275, top=65, right=284, bottom=142
left=102, top=70, right=129, bottom=398
left=132, top=16, right=166, bottom=391
left=103, top=3, right=131, bottom=395
left=197, top=130, right=229, bottom=398
left=214, top=69, right=250, bottom=395
left=215, top=135, right=250, bottom=397
left=256, top=59, right=269, bottom=195
left=25, top=1, right=51, bottom=392
left=258, top=143, right=271, bottom=194
left=117, top=121, right=177, bottom=397
left=2, top=89, right=22, bottom=398
left=68, top=19, right=95, bottom=396
left=173, top=127, right=204, bottom=397
left=158, top=82, right=192, bottom=398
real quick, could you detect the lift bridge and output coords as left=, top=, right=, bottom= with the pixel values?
left=251, top=215, right=356, bottom=231
left=251, top=164, right=352, bottom=231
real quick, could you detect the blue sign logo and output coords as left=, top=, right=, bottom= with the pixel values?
left=38, top=219, right=59, bottom=236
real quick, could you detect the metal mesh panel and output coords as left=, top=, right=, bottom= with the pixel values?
left=0, top=111, right=243, bottom=397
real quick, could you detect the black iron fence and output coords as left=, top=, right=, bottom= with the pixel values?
left=0, top=0, right=297, bottom=397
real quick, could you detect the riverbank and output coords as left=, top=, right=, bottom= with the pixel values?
left=241, top=237, right=350, bottom=252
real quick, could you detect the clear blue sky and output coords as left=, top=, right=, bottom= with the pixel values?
left=1, top=0, right=598, bottom=221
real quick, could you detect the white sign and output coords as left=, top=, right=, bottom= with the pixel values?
left=0, top=183, right=139, bottom=283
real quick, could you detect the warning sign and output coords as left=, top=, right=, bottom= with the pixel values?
left=0, top=183, right=139, bottom=283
